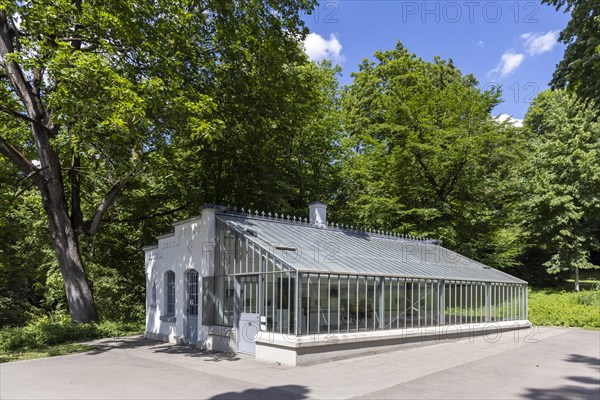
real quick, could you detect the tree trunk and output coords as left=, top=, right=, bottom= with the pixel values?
left=38, top=134, right=98, bottom=323
left=575, top=266, right=580, bottom=292
left=47, top=205, right=99, bottom=323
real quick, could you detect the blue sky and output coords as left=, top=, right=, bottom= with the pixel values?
left=302, top=0, right=571, bottom=122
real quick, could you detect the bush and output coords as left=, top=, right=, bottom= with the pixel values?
left=528, top=287, right=600, bottom=329
left=0, top=315, right=144, bottom=352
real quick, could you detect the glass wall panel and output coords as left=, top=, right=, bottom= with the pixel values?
left=340, top=276, right=350, bottom=332
left=299, top=274, right=308, bottom=334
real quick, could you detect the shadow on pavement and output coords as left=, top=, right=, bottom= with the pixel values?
left=85, top=336, right=241, bottom=362
left=209, top=385, right=309, bottom=400
left=84, top=335, right=153, bottom=353
left=564, top=353, right=600, bottom=369
left=522, top=353, right=600, bottom=400
left=149, top=342, right=240, bottom=362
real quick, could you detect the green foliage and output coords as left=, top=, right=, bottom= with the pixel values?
left=528, top=287, right=600, bottom=328
left=338, top=42, right=526, bottom=268
left=0, top=161, right=56, bottom=327
left=1, top=0, right=321, bottom=324
left=176, top=60, right=343, bottom=214
left=521, top=90, right=600, bottom=275
left=0, top=315, right=143, bottom=352
left=542, top=0, right=600, bottom=106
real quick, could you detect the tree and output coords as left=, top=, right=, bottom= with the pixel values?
left=339, top=42, right=526, bottom=267
left=170, top=48, right=342, bottom=215
left=0, top=0, right=315, bottom=322
left=521, top=89, right=600, bottom=290
left=542, top=0, right=600, bottom=106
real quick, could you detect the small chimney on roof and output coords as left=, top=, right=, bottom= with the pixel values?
left=309, top=202, right=327, bottom=227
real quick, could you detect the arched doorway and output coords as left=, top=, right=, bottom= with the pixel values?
left=186, top=269, right=199, bottom=345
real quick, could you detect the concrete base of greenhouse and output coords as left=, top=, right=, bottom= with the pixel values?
left=255, top=320, right=532, bottom=366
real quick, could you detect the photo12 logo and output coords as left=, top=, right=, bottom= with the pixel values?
left=482, top=81, right=540, bottom=104
left=302, top=1, right=340, bottom=24
left=400, top=2, right=540, bottom=24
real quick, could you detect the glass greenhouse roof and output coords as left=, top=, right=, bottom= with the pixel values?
left=217, top=212, right=526, bottom=284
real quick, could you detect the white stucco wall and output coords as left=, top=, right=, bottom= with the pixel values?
left=144, top=206, right=219, bottom=345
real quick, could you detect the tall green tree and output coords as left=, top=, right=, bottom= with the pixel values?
left=542, top=0, right=600, bottom=106
left=339, top=43, right=526, bottom=267
left=0, top=0, right=315, bottom=322
left=173, top=55, right=342, bottom=215
left=521, top=89, right=600, bottom=289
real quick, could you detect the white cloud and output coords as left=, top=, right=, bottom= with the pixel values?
left=520, top=30, right=560, bottom=55
left=489, top=51, right=525, bottom=78
left=496, top=114, right=523, bottom=128
left=478, top=40, right=484, bottom=49
left=304, top=33, right=345, bottom=63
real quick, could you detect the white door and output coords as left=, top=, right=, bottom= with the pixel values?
left=238, top=312, right=260, bottom=355
left=187, top=270, right=199, bottom=346
left=238, top=276, right=260, bottom=355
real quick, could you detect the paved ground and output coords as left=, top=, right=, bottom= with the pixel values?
left=1, top=327, right=599, bottom=399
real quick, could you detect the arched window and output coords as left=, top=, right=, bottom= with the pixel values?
left=165, top=271, right=175, bottom=315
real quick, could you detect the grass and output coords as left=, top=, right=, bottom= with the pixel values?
left=528, top=286, right=600, bottom=329
left=0, top=315, right=144, bottom=363
left=0, top=343, right=97, bottom=363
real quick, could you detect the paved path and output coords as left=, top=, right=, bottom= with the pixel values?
left=1, top=327, right=599, bottom=399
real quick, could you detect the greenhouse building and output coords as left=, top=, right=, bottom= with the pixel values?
left=144, top=203, right=531, bottom=366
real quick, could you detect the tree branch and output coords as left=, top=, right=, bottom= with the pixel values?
left=411, top=149, right=443, bottom=198
left=0, top=103, right=53, bottom=132
left=0, top=11, right=57, bottom=137
left=82, top=170, right=135, bottom=236
left=0, top=134, right=46, bottom=188
left=439, top=158, right=468, bottom=200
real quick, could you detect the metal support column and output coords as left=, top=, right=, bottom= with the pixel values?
left=485, top=283, right=491, bottom=322
left=438, top=280, right=445, bottom=325
left=524, top=285, right=528, bottom=321
left=378, top=278, right=385, bottom=329
left=295, top=272, right=301, bottom=336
